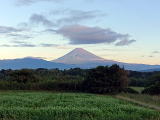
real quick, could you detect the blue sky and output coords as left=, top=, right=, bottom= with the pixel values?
left=0, top=0, right=160, bottom=64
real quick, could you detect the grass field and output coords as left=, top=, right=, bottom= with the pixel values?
left=120, top=93, right=160, bottom=107
left=0, top=91, right=159, bottom=120
left=130, top=87, right=145, bottom=93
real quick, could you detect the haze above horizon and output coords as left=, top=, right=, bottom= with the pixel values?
left=0, top=0, right=160, bottom=65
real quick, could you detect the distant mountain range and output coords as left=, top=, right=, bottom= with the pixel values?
left=140, top=68, right=160, bottom=72
left=0, top=57, right=73, bottom=70
left=0, top=48, right=159, bottom=71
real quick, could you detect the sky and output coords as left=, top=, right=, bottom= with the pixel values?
left=0, top=0, right=160, bottom=65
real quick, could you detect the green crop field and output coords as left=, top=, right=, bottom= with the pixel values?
left=0, top=91, right=159, bottom=120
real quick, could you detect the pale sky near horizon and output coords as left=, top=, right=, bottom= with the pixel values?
left=0, top=0, right=160, bottom=65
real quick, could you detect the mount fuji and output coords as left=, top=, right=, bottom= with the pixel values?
left=53, top=48, right=160, bottom=71
left=53, top=48, right=107, bottom=64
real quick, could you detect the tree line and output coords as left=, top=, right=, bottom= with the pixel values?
left=0, top=64, right=159, bottom=94
left=0, top=65, right=130, bottom=94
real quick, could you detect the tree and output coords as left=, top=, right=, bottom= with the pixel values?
left=142, top=83, right=160, bottom=95
left=9, top=69, right=39, bottom=83
left=142, top=73, right=160, bottom=95
left=82, top=65, right=128, bottom=94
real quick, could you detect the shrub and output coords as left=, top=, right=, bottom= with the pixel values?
left=122, top=88, right=139, bottom=94
left=142, top=83, right=160, bottom=95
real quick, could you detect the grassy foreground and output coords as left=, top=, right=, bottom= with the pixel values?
left=120, top=93, right=160, bottom=107
left=0, top=91, right=159, bottom=120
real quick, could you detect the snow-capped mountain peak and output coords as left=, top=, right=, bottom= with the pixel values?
left=53, top=48, right=105, bottom=64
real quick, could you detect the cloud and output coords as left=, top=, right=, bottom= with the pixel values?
left=152, top=51, right=159, bottom=54
left=0, top=44, right=11, bottom=47
left=149, top=55, right=154, bottom=58
left=16, top=0, right=63, bottom=5
left=0, top=42, right=60, bottom=48
left=115, top=39, right=136, bottom=46
left=52, top=9, right=106, bottom=26
left=12, top=41, right=30, bottom=44
left=14, top=44, right=36, bottom=47
left=56, top=45, right=73, bottom=49
left=0, top=40, right=37, bottom=47
left=7, top=33, right=33, bottom=40
left=30, top=14, right=54, bottom=27
left=0, top=43, right=36, bottom=47
left=44, top=29, right=57, bottom=33
left=28, top=9, right=104, bottom=28
left=56, top=24, right=136, bottom=45
left=148, top=51, right=160, bottom=58
left=0, top=26, right=32, bottom=40
left=0, top=26, right=22, bottom=34
left=0, top=26, right=31, bottom=41
left=40, top=43, right=58, bottom=47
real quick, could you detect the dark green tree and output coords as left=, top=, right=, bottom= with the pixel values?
left=82, top=64, right=128, bottom=94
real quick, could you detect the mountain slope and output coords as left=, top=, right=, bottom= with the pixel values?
left=141, top=68, right=160, bottom=72
left=0, top=57, right=73, bottom=70
left=53, top=48, right=111, bottom=64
